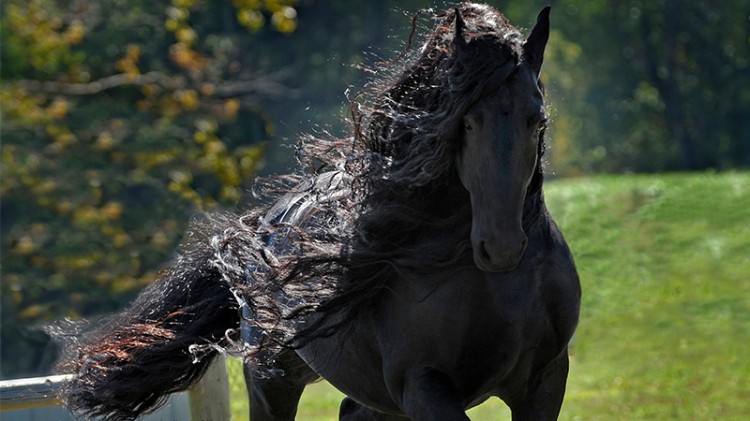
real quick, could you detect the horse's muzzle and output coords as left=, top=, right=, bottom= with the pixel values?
left=473, top=233, right=528, bottom=272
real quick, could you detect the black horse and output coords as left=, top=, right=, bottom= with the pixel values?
left=54, top=4, right=580, bottom=420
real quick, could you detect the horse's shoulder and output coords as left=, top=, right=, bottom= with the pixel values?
left=533, top=212, right=580, bottom=295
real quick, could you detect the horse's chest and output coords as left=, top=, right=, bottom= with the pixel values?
left=301, top=270, right=549, bottom=412
left=380, top=273, right=544, bottom=370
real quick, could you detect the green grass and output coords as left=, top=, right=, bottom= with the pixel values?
left=228, top=172, right=750, bottom=420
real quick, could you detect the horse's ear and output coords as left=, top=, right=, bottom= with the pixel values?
left=453, top=8, right=468, bottom=52
left=523, top=6, right=551, bottom=78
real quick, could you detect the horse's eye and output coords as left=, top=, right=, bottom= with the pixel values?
left=528, top=115, right=546, bottom=131
left=464, top=121, right=473, bottom=132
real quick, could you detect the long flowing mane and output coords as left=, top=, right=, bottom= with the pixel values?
left=195, top=3, right=548, bottom=369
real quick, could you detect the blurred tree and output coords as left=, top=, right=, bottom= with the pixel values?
left=545, top=0, right=750, bottom=172
left=633, top=0, right=750, bottom=169
left=242, top=0, right=429, bottom=162
left=0, top=0, right=297, bottom=377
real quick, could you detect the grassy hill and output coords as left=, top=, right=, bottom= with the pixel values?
left=226, top=172, right=750, bottom=420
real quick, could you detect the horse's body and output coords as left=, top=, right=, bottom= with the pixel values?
left=55, top=4, right=580, bottom=420
left=242, top=169, right=578, bottom=421
left=313, top=235, right=577, bottom=419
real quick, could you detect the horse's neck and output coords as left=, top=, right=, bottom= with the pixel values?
left=522, top=187, right=546, bottom=231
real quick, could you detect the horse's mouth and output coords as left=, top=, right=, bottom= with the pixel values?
left=474, top=256, right=523, bottom=273
left=473, top=237, right=527, bottom=272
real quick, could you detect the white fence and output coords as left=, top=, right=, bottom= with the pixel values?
left=0, top=356, right=230, bottom=420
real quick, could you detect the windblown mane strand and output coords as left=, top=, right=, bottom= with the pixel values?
left=219, top=5, right=545, bottom=370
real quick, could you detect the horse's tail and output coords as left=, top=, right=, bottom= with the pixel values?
left=50, top=246, right=240, bottom=421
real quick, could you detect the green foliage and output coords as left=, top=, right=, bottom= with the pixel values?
left=546, top=0, right=750, bottom=171
left=0, top=0, right=297, bottom=377
left=227, top=173, right=750, bottom=420
left=0, top=0, right=85, bottom=78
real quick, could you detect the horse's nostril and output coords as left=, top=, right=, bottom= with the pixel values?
left=479, top=241, right=492, bottom=262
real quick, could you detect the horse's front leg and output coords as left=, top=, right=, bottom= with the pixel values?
left=243, top=349, right=319, bottom=421
left=400, top=366, right=470, bottom=421
left=508, top=349, right=570, bottom=421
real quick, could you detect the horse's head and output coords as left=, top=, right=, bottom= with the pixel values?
left=453, top=7, right=550, bottom=272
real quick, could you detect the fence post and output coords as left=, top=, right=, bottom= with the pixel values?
left=188, top=354, right=230, bottom=421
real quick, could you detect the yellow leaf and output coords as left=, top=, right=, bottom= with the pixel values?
left=224, top=98, right=240, bottom=119
left=126, top=44, right=141, bottom=60
left=272, top=6, right=297, bottom=33
left=176, top=27, right=197, bottom=45
left=165, top=18, right=180, bottom=32
left=20, top=305, right=43, bottom=320
left=176, top=89, right=199, bottom=110
left=237, top=9, right=264, bottom=31
left=15, top=236, right=35, bottom=255
left=64, top=20, right=85, bottom=44
left=47, top=98, right=68, bottom=119
left=95, top=131, right=116, bottom=150
left=101, top=201, right=123, bottom=220
left=200, top=83, right=215, bottom=96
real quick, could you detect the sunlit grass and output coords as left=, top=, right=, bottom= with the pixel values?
left=228, top=172, right=750, bottom=420
left=548, top=172, right=750, bottom=420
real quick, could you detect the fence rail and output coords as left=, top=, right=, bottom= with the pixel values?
left=0, top=356, right=229, bottom=420
left=0, top=374, right=72, bottom=412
